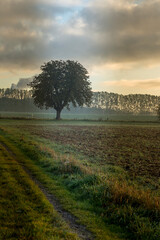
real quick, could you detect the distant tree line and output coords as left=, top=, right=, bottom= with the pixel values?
left=0, top=88, right=32, bottom=99
left=0, top=88, right=160, bottom=115
left=0, top=88, right=105, bottom=114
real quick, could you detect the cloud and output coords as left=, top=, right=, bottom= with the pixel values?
left=79, top=0, right=160, bottom=67
left=105, top=78, right=160, bottom=90
left=11, top=77, right=33, bottom=89
left=1, top=0, right=160, bottom=74
left=97, top=77, right=160, bottom=95
left=0, top=0, right=74, bottom=70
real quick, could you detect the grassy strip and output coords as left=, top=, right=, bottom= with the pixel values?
left=1, top=126, right=160, bottom=239
left=0, top=128, right=128, bottom=240
left=0, top=143, right=78, bottom=240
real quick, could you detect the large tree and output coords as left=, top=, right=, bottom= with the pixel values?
left=30, top=60, right=93, bottom=120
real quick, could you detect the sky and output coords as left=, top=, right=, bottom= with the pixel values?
left=1, top=0, right=160, bottom=95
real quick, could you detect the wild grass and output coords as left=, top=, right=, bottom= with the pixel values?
left=0, top=122, right=160, bottom=240
left=0, top=111, right=158, bottom=121
left=0, top=128, right=129, bottom=240
left=0, top=142, right=79, bottom=240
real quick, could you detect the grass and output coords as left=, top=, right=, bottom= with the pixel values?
left=0, top=111, right=108, bottom=120
left=17, top=122, right=160, bottom=181
left=0, top=111, right=158, bottom=121
left=0, top=119, right=160, bottom=239
left=0, top=129, right=128, bottom=240
left=0, top=141, right=78, bottom=240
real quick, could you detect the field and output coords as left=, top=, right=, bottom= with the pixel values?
left=0, top=111, right=158, bottom=121
left=0, top=119, right=160, bottom=240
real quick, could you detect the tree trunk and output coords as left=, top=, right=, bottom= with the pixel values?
left=56, top=109, right=61, bottom=120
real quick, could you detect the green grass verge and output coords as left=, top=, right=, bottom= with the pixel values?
left=0, top=142, right=78, bottom=240
left=0, top=127, right=129, bottom=240
left=0, top=125, right=160, bottom=240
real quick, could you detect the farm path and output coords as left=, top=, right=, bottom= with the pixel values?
left=0, top=140, right=94, bottom=240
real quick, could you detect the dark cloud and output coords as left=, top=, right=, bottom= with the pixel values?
left=46, top=0, right=160, bottom=66
left=1, top=0, right=160, bottom=72
left=0, top=0, right=71, bottom=70
left=79, top=0, right=160, bottom=65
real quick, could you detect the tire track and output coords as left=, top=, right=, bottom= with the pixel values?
left=0, top=140, right=94, bottom=240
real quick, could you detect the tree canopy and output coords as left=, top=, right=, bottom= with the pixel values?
left=30, top=60, right=93, bottom=119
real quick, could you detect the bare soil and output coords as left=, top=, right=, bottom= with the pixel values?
left=21, top=124, right=160, bottom=179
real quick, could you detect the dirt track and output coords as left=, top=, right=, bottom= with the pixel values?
left=0, top=140, right=94, bottom=240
